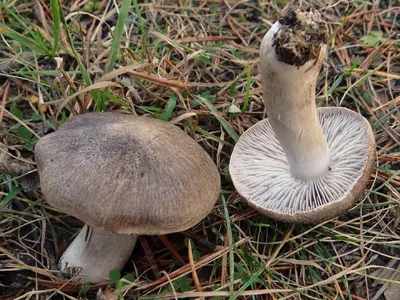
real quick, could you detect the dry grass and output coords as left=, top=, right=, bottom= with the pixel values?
left=0, top=0, right=399, bottom=299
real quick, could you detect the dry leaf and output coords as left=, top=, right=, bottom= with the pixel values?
left=0, top=143, right=34, bottom=175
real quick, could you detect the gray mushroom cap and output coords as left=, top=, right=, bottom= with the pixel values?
left=229, top=107, right=376, bottom=224
left=35, top=113, right=220, bottom=234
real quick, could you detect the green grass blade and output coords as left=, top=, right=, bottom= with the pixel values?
left=159, top=95, right=177, bottom=121
left=197, top=96, right=239, bottom=142
left=57, top=4, right=102, bottom=108
left=339, top=61, right=385, bottom=105
left=196, top=127, right=231, bottom=146
left=133, top=0, right=146, bottom=37
left=100, top=92, right=129, bottom=108
left=0, top=3, right=50, bottom=54
left=107, top=0, right=132, bottom=72
left=346, top=56, right=360, bottom=75
left=327, top=75, right=343, bottom=95
left=13, top=70, right=80, bottom=76
left=0, top=3, right=30, bottom=31
left=31, top=29, right=50, bottom=54
left=372, top=105, right=399, bottom=131
left=230, top=266, right=265, bottom=300
left=221, top=195, right=235, bottom=295
left=242, top=64, right=251, bottom=112
left=0, top=23, right=46, bottom=54
left=59, top=12, right=90, bottom=86
left=139, top=106, right=163, bottom=113
left=50, top=0, right=61, bottom=57
left=0, top=187, right=21, bottom=207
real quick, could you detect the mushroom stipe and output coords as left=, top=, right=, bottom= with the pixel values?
left=230, top=107, right=375, bottom=224
left=229, top=8, right=376, bottom=224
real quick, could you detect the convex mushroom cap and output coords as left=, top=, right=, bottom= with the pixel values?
left=229, top=8, right=376, bottom=224
left=35, top=112, right=220, bottom=281
left=35, top=112, right=220, bottom=234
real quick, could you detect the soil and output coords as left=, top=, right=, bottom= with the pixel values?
left=273, top=7, right=329, bottom=67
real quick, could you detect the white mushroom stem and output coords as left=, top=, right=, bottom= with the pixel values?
left=260, top=20, right=330, bottom=180
left=59, top=225, right=137, bottom=282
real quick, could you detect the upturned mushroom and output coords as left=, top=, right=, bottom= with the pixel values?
left=229, top=8, right=375, bottom=223
left=34, top=112, right=220, bottom=282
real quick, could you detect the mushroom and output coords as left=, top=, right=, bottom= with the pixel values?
left=229, top=8, right=375, bottom=223
left=34, top=112, right=220, bottom=282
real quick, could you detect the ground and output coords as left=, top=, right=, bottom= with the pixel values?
left=0, top=0, right=399, bottom=299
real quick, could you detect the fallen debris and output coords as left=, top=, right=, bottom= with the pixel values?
left=0, top=143, right=35, bottom=176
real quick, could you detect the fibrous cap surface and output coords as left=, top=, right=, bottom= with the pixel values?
left=35, top=113, right=221, bottom=234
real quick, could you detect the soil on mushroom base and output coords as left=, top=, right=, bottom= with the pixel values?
left=273, top=8, right=329, bottom=67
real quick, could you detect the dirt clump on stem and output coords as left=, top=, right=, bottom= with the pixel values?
left=273, top=7, right=329, bottom=67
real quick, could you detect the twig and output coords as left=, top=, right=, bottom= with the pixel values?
left=0, top=81, right=10, bottom=127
